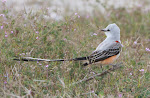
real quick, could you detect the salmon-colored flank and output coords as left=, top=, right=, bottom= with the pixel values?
left=100, top=55, right=118, bottom=65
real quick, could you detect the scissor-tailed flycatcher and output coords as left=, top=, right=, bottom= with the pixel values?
left=14, top=23, right=122, bottom=66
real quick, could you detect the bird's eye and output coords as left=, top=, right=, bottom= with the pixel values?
left=107, top=29, right=110, bottom=31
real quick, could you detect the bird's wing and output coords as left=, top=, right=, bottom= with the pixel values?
left=88, top=42, right=122, bottom=64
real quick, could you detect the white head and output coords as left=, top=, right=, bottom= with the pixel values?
left=101, top=23, right=120, bottom=41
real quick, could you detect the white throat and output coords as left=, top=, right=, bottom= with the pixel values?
left=105, top=32, right=120, bottom=41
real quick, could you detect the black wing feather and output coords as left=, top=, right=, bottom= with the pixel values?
left=88, top=43, right=122, bottom=64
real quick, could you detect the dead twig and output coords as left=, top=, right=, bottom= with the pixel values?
left=70, top=63, right=122, bottom=85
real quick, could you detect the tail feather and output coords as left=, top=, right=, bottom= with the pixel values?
left=70, top=57, right=89, bottom=61
left=82, top=62, right=89, bottom=66
left=13, top=56, right=89, bottom=62
left=13, top=57, right=67, bottom=62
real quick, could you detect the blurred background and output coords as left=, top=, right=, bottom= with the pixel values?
left=1, top=0, right=150, bottom=20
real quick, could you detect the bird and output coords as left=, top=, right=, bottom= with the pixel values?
left=14, top=23, right=122, bottom=66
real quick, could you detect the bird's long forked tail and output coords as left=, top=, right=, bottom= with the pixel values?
left=13, top=56, right=89, bottom=62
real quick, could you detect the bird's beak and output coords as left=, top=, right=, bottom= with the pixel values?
left=101, top=28, right=107, bottom=32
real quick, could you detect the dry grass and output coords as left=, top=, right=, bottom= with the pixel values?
left=0, top=3, right=150, bottom=98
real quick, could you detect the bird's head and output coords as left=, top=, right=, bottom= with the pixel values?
left=101, top=23, right=120, bottom=40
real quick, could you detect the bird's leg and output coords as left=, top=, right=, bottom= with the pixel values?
left=100, top=64, right=104, bottom=71
left=108, top=64, right=116, bottom=69
left=110, top=62, right=122, bottom=69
